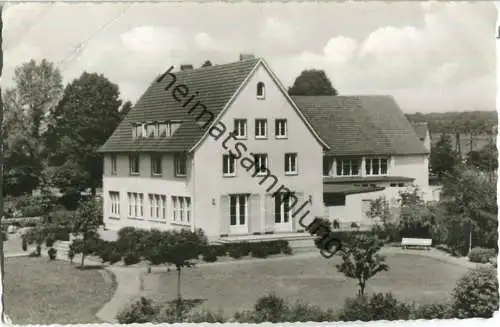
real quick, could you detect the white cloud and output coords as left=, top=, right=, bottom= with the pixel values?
left=323, top=36, right=358, bottom=64
left=120, top=26, right=186, bottom=53
left=260, top=17, right=296, bottom=48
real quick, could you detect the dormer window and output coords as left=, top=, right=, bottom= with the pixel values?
left=159, top=123, right=169, bottom=137
left=146, top=123, right=158, bottom=138
left=257, top=82, right=265, bottom=99
left=132, top=123, right=144, bottom=139
left=170, top=122, right=181, bottom=136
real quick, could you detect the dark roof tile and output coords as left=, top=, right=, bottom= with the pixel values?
left=98, top=58, right=260, bottom=153
left=292, top=95, right=429, bottom=156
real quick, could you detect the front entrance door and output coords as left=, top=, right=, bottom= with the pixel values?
left=228, top=194, right=249, bottom=235
left=274, top=193, right=293, bottom=233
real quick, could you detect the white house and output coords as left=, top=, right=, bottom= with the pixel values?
left=98, top=56, right=430, bottom=241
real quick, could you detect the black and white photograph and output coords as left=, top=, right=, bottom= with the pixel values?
left=0, top=0, right=498, bottom=325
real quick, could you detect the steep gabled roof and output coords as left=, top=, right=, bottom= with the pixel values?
left=98, top=58, right=260, bottom=153
left=412, top=122, right=429, bottom=140
left=292, top=95, right=429, bottom=156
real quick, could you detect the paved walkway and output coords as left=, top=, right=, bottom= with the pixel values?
left=4, top=242, right=491, bottom=323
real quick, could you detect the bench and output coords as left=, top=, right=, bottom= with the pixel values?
left=401, top=237, right=432, bottom=250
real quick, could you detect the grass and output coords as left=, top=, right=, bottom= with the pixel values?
left=3, top=257, right=117, bottom=324
left=141, top=252, right=470, bottom=317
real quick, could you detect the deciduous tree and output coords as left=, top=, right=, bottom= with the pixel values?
left=336, top=233, right=389, bottom=297
left=45, top=72, right=124, bottom=198
left=2, top=59, right=63, bottom=195
left=288, top=69, right=338, bottom=96
left=71, top=198, right=103, bottom=267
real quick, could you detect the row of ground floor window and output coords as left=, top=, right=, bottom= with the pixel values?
left=106, top=191, right=322, bottom=236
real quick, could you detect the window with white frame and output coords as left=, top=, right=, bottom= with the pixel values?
left=275, top=119, right=287, bottom=138
left=222, top=154, right=236, bottom=176
left=274, top=193, right=291, bottom=223
left=171, top=196, right=191, bottom=224
left=323, top=156, right=334, bottom=177
left=159, top=123, right=169, bottom=137
left=109, top=191, right=120, bottom=217
left=255, top=119, right=267, bottom=138
left=146, top=123, right=157, bottom=137
left=110, top=154, right=117, bottom=175
left=284, top=153, right=297, bottom=175
left=151, top=154, right=162, bottom=176
left=127, top=192, right=144, bottom=219
left=256, top=82, right=265, bottom=99
left=132, top=123, right=144, bottom=139
left=230, top=194, right=248, bottom=226
left=365, top=157, right=388, bottom=176
left=253, top=153, right=268, bottom=176
left=129, top=154, right=140, bottom=175
left=233, top=119, right=247, bottom=139
left=336, top=158, right=361, bottom=176
left=149, top=194, right=166, bottom=220
left=175, top=154, right=187, bottom=177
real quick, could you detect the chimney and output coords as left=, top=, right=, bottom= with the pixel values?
left=239, top=53, right=255, bottom=61
left=180, top=64, right=193, bottom=71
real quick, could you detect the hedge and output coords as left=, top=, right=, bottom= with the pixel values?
left=468, top=247, right=497, bottom=263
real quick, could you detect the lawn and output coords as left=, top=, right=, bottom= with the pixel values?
left=141, top=252, right=470, bottom=317
left=3, top=257, right=117, bottom=324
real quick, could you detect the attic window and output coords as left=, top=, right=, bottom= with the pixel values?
left=146, top=123, right=158, bottom=138
left=132, top=123, right=144, bottom=139
left=170, top=122, right=181, bottom=136
left=256, top=82, right=265, bottom=99
left=159, top=123, right=169, bottom=137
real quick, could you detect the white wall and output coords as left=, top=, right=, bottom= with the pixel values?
left=192, top=63, right=324, bottom=239
left=102, top=174, right=193, bottom=232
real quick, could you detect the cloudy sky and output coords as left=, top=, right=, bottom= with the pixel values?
left=3, top=1, right=497, bottom=113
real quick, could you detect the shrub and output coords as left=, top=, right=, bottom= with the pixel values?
left=250, top=243, right=269, bottom=258
left=468, top=247, right=497, bottom=263
left=48, top=248, right=57, bottom=260
left=202, top=246, right=218, bottom=263
left=22, top=238, right=28, bottom=251
left=116, top=297, right=159, bottom=324
left=266, top=241, right=282, bottom=255
left=123, top=251, right=141, bottom=266
left=451, top=267, right=499, bottom=318
left=252, top=293, right=288, bottom=323
left=231, top=241, right=251, bottom=256
left=1, top=231, right=7, bottom=242
left=339, top=293, right=412, bottom=321
left=228, top=246, right=243, bottom=259
left=410, top=303, right=453, bottom=319
left=285, top=301, right=337, bottom=322
left=189, top=309, right=226, bottom=323
left=211, top=244, right=228, bottom=257
left=155, top=298, right=204, bottom=323
left=36, top=244, right=42, bottom=256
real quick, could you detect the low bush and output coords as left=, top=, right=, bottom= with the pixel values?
left=116, top=297, right=160, bottom=324
left=468, top=247, right=497, bottom=263
left=250, top=242, right=269, bottom=258
left=284, top=301, right=337, bottom=322
left=211, top=244, right=228, bottom=257
left=228, top=246, right=243, bottom=259
left=339, top=293, right=412, bottom=321
left=410, top=303, right=453, bottom=319
left=48, top=248, right=57, bottom=260
left=22, top=238, right=28, bottom=251
left=251, top=293, right=288, bottom=322
left=189, top=309, right=226, bottom=323
left=451, top=267, right=499, bottom=318
left=202, top=246, right=218, bottom=263
left=123, top=251, right=141, bottom=266
left=236, top=241, right=251, bottom=256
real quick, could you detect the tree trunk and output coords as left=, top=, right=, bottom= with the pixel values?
left=359, top=280, right=366, bottom=297
left=176, top=266, right=181, bottom=300
left=176, top=266, right=182, bottom=321
left=81, top=252, right=85, bottom=268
